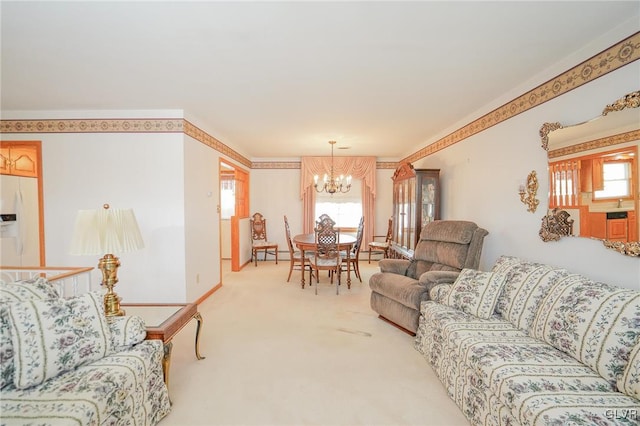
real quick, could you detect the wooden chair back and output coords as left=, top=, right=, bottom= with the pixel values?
left=251, top=212, right=268, bottom=242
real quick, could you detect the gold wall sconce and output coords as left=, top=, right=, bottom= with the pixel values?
left=519, top=170, right=539, bottom=213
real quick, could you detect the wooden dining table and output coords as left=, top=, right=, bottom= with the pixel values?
left=293, top=233, right=356, bottom=289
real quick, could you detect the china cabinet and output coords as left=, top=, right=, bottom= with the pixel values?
left=390, top=163, right=440, bottom=258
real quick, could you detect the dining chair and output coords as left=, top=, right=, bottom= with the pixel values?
left=341, top=216, right=364, bottom=282
left=283, top=215, right=314, bottom=283
left=368, top=217, right=393, bottom=263
left=307, top=215, right=342, bottom=295
left=250, top=212, right=278, bottom=266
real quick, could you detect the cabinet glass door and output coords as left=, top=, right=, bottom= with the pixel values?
left=407, top=177, right=416, bottom=250
left=421, top=176, right=437, bottom=226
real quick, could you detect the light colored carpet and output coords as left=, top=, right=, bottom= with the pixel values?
left=160, top=260, right=469, bottom=426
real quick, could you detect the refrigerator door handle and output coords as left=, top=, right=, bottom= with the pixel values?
left=14, top=189, right=25, bottom=256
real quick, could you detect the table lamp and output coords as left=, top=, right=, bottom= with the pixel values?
left=70, top=204, right=144, bottom=316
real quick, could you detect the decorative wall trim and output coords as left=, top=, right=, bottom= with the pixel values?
left=377, top=162, right=399, bottom=169
left=251, top=161, right=398, bottom=169
left=1, top=33, right=637, bottom=169
left=548, top=129, right=640, bottom=159
left=251, top=161, right=300, bottom=169
left=0, top=118, right=184, bottom=133
left=182, top=120, right=251, bottom=168
left=401, top=31, right=640, bottom=164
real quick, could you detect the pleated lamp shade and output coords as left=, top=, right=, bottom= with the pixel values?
left=70, top=207, right=144, bottom=255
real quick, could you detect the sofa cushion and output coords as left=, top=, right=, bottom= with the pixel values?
left=0, top=277, right=60, bottom=390
left=492, top=256, right=583, bottom=334
left=444, top=268, right=506, bottom=319
left=532, top=279, right=640, bottom=387
left=8, top=291, right=112, bottom=389
left=418, top=220, right=476, bottom=244
left=617, top=340, right=640, bottom=399
left=410, top=242, right=469, bottom=274
left=0, top=277, right=60, bottom=302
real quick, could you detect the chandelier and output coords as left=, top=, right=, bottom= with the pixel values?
left=314, top=141, right=352, bottom=194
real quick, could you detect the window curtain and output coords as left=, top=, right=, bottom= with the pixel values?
left=300, top=156, right=377, bottom=246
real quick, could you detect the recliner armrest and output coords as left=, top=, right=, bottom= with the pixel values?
left=418, top=270, right=460, bottom=288
left=378, top=258, right=411, bottom=275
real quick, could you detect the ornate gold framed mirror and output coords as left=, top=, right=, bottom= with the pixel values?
left=539, top=90, right=640, bottom=256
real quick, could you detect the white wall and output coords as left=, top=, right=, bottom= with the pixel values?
left=1, top=126, right=193, bottom=302
left=412, top=62, right=640, bottom=290
left=184, top=136, right=220, bottom=301
left=249, top=168, right=303, bottom=259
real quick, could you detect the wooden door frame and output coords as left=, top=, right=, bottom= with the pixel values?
left=219, top=159, right=249, bottom=273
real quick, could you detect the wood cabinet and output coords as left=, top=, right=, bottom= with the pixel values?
left=628, top=210, right=637, bottom=241
left=390, top=163, right=440, bottom=258
left=588, top=212, right=607, bottom=239
left=0, top=142, right=40, bottom=178
left=607, top=218, right=628, bottom=242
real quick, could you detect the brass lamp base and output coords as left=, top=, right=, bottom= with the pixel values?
left=98, top=253, right=126, bottom=317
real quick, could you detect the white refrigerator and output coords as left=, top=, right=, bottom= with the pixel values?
left=0, top=174, right=40, bottom=266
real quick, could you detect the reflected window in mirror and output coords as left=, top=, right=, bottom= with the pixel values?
left=593, top=158, right=633, bottom=200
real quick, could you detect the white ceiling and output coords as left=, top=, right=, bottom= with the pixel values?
left=2, top=1, right=639, bottom=160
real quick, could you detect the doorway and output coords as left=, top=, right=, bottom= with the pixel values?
left=219, top=160, right=249, bottom=272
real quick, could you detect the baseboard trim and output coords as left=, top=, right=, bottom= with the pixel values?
left=377, top=315, right=416, bottom=336
left=195, top=282, right=222, bottom=305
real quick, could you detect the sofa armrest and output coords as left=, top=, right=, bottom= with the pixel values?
left=108, top=315, right=147, bottom=353
left=429, top=283, right=453, bottom=304
left=378, top=258, right=411, bottom=275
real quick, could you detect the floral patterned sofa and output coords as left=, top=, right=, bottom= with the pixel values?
left=0, top=277, right=171, bottom=425
left=415, top=255, right=640, bottom=426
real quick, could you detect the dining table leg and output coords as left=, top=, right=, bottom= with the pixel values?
left=300, top=246, right=306, bottom=289
left=347, top=248, right=352, bottom=289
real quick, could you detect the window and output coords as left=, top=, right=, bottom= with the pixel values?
left=594, top=161, right=632, bottom=200
left=315, top=179, right=362, bottom=227
left=220, top=176, right=235, bottom=219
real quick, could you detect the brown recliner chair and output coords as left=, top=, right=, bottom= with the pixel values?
left=369, top=220, right=488, bottom=334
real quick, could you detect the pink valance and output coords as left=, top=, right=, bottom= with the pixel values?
left=300, top=156, right=377, bottom=239
left=300, top=156, right=377, bottom=199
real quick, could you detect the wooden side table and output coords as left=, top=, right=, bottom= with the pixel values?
left=121, top=303, right=205, bottom=388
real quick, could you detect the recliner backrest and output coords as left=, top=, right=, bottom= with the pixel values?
left=407, top=220, right=488, bottom=279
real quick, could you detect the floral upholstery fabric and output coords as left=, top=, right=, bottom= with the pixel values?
left=618, top=341, right=640, bottom=399
left=8, top=291, right=112, bottom=389
left=492, top=256, right=576, bottom=333
left=444, top=269, right=506, bottom=319
left=429, top=283, right=452, bottom=304
left=0, top=277, right=171, bottom=425
left=416, top=301, right=640, bottom=425
left=108, top=315, right=147, bottom=353
left=0, top=339, right=170, bottom=426
left=0, top=277, right=60, bottom=302
left=531, top=279, right=640, bottom=387
left=416, top=255, right=640, bottom=425
left=0, top=277, right=61, bottom=390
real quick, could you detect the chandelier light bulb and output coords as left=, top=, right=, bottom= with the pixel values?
left=314, top=141, right=352, bottom=195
